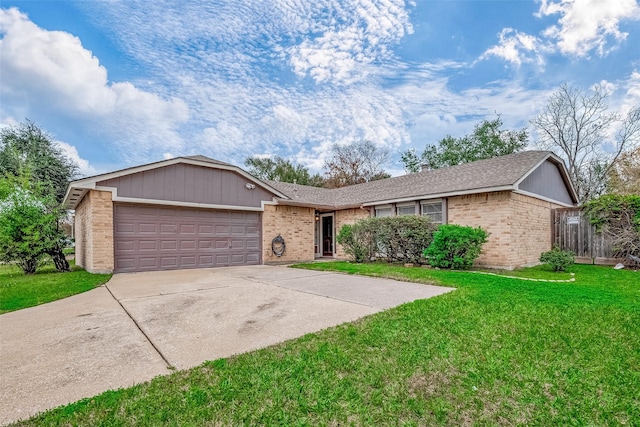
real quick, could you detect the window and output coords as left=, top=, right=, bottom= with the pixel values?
left=375, top=206, right=393, bottom=217
left=396, top=203, right=416, bottom=216
left=421, top=201, right=443, bottom=223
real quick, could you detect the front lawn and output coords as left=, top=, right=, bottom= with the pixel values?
left=0, top=262, right=112, bottom=314
left=14, top=263, right=639, bottom=426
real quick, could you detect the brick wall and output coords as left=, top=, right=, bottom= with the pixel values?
left=509, top=193, right=561, bottom=267
left=262, top=204, right=315, bottom=264
left=74, top=190, right=114, bottom=273
left=447, top=191, right=560, bottom=269
left=334, top=208, right=371, bottom=259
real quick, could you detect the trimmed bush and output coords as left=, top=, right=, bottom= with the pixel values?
left=336, top=224, right=368, bottom=263
left=337, top=216, right=437, bottom=264
left=539, top=245, right=575, bottom=272
left=424, top=225, right=488, bottom=269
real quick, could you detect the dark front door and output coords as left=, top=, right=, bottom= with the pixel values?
left=322, top=215, right=333, bottom=256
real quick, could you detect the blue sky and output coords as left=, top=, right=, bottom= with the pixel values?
left=1, top=0, right=639, bottom=177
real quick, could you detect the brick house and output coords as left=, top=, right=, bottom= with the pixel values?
left=64, top=151, right=578, bottom=273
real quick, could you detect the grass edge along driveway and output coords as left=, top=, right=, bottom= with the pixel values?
left=0, top=262, right=112, bottom=314
left=12, top=262, right=640, bottom=426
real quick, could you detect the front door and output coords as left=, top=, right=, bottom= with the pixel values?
left=321, top=215, right=334, bottom=256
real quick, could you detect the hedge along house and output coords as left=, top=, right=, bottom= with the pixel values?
left=64, top=151, right=578, bottom=273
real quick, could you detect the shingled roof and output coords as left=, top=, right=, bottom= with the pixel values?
left=268, top=151, right=575, bottom=208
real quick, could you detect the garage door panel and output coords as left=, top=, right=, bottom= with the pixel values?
left=180, top=224, right=196, bottom=234
left=160, top=257, right=178, bottom=268
left=198, top=240, right=213, bottom=249
left=160, top=240, right=178, bottom=250
left=215, top=225, right=229, bottom=234
left=138, top=240, right=157, bottom=251
left=139, top=257, right=160, bottom=269
left=114, top=204, right=261, bottom=273
left=116, top=223, right=135, bottom=234
left=180, top=240, right=197, bottom=250
left=198, top=224, right=214, bottom=234
left=160, top=224, right=178, bottom=234
left=139, top=223, right=157, bottom=233
left=180, top=256, right=197, bottom=267
left=116, top=258, right=135, bottom=269
left=199, top=255, right=214, bottom=265
left=230, top=240, right=245, bottom=249
left=116, top=240, right=136, bottom=252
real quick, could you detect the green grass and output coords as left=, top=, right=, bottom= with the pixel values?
left=13, top=263, right=640, bottom=426
left=0, top=262, right=112, bottom=314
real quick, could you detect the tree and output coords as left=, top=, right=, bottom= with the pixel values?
left=244, top=156, right=324, bottom=187
left=401, top=116, right=528, bottom=173
left=0, top=120, right=78, bottom=203
left=608, top=147, right=640, bottom=195
left=0, top=183, right=69, bottom=274
left=323, top=140, right=391, bottom=188
left=531, top=83, right=640, bottom=203
left=0, top=121, right=77, bottom=272
left=584, top=194, right=640, bottom=260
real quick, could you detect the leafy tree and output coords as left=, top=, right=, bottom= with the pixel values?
left=401, top=116, right=528, bottom=173
left=244, top=156, right=324, bottom=187
left=0, top=121, right=77, bottom=272
left=608, top=147, right=640, bottom=195
left=324, top=140, right=391, bottom=188
left=584, top=194, right=640, bottom=260
left=0, top=183, right=69, bottom=274
left=531, top=83, right=640, bottom=203
left=0, top=120, right=78, bottom=203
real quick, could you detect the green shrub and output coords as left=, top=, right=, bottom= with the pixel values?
left=424, top=225, right=488, bottom=269
left=539, top=245, right=575, bottom=272
left=336, top=224, right=368, bottom=263
left=337, top=216, right=436, bottom=264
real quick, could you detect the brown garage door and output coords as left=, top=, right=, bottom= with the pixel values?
left=114, top=204, right=261, bottom=273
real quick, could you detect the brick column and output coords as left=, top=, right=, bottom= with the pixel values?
left=74, top=190, right=114, bottom=273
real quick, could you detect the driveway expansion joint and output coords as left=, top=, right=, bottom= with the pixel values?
left=104, top=283, right=175, bottom=370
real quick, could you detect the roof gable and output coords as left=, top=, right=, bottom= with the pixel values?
left=63, top=155, right=288, bottom=208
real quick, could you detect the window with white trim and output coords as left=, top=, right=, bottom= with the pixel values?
left=374, top=206, right=393, bottom=217
left=396, top=203, right=416, bottom=216
left=421, top=200, right=443, bottom=223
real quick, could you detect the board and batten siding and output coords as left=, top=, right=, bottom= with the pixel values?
left=518, top=160, right=574, bottom=205
left=97, top=163, right=275, bottom=208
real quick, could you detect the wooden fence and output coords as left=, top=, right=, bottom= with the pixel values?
left=553, top=208, right=620, bottom=265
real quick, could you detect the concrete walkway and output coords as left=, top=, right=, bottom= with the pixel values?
left=0, top=265, right=453, bottom=425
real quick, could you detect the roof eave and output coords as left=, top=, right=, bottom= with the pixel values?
left=361, top=185, right=515, bottom=207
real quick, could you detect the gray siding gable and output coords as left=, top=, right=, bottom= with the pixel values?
left=97, top=163, right=275, bottom=208
left=518, top=160, right=574, bottom=205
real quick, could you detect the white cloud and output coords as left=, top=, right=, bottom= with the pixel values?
left=621, top=71, right=640, bottom=115
left=55, top=141, right=98, bottom=177
left=482, top=0, right=640, bottom=68
left=286, top=0, right=414, bottom=84
left=481, top=28, right=546, bottom=67
left=537, top=0, right=640, bottom=57
left=0, top=8, right=189, bottom=162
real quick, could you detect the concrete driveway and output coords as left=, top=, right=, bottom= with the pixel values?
left=0, top=265, right=453, bottom=425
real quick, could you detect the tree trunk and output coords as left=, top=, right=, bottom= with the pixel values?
left=20, top=258, right=38, bottom=274
left=48, top=246, right=70, bottom=272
